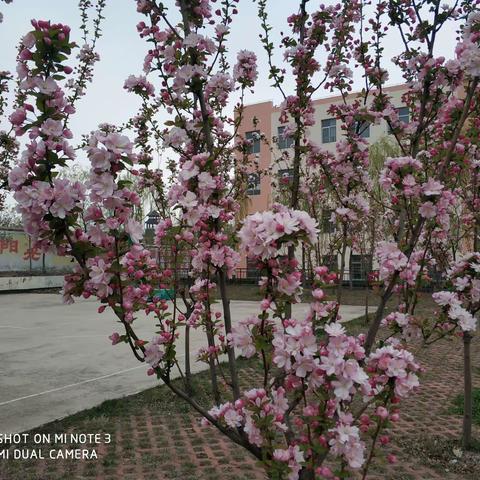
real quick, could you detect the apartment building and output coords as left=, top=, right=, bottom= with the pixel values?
left=237, top=84, right=409, bottom=282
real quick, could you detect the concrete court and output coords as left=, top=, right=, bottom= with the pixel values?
left=0, top=293, right=375, bottom=433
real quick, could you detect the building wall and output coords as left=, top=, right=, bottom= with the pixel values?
left=0, top=228, right=72, bottom=274
left=237, top=101, right=273, bottom=268
left=238, top=101, right=274, bottom=212
left=237, top=85, right=408, bottom=275
left=270, top=84, right=407, bottom=165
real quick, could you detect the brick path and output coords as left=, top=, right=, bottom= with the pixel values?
left=0, top=335, right=478, bottom=480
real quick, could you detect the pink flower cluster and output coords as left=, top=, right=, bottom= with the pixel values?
left=328, top=421, right=365, bottom=469
left=432, top=253, right=480, bottom=333
left=123, top=74, right=155, bottom=96
left=456, top=13, right=480, bottom=78
left=208, top=387, right=289, bottom=447
left=228, top=314, right=272, bottom=358
left=273, top=445, right=305, bottom=480
left=367, top=344, right=420, bottom=398
left=381, top=311, right=421, bottom=341
left=375, top=242, right=408, bottom=281
left=239, top=204, right=318, bottom=261
left=217, top=258, right=421, bottom=475
left=233, top=50, right=258, bottom=88
left=379, top=156, right=423, bottom=193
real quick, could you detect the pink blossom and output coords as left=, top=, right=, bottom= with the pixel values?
left=239, top=205, right=317, bottom=260
left=123, top=74, right=155, bottom=96
left=125, top=218, right=144, bottom=244
left=103, top=132, right=132, bottom=155
left=35, top=77, right=58, bottom=94
left=88, top=147, right=113, bottom=171
left=228, top=320, right=257, bottom=358
left=144, top=343, right=164, bottom=368
left=325, top=322, right=346, bottom=337
left=421, top=179, right=444, bottom=196
left=9, top=108, right=26, bottom=126
left=109, top=332, right=121, bottom=345
left=278, top=273, right=302, bottom=297
left=89, top=172, right=116, bottom=199
left=375, top=406, right=389, bottom=420
left=419, top=201, right=436, bottom=218
left=41, top=118, right=63, bottom=137
left=329, top=423, right=365, bottom=469
left=376, top=241, right=408, bottom=280
left=273, top=445, right=304, bottom=480
left=205, top=72, right=234, bottom=105
left=233, top=50, right=258, bottom=87
left=164, top=127, right=188, bottom=148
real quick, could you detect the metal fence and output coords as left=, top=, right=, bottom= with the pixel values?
left=232, top=268, right=372, bottom=286
left=167, top=267, right=442, bottom=290
left=163, top=267, right=376, bottom=287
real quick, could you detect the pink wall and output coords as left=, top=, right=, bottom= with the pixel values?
left=236, top=101, right=273, bottom=268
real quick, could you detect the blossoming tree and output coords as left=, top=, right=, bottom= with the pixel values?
left=5, top=0, right=480, bottom=478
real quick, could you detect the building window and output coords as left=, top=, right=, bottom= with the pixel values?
left=350, top=255, right=372, bottom=281
left=277, top=126, right=294, bottom=149
left=246, top=258, right=261, bottom=280
left=320, top=209, right=335, bottom=233
left=321, top=118, right=336, bottom=143
left=398, top=106, right=410, bottom=124
left=389, top=107, right=410, bottom=133
left=355, top=120, right=370, bottom=138
left=278, top=168, right=294, bottom=185
left=246, top=172, right=261, bottom=195
left=322, top=254, right=338, bottom=272
left=246, top=130, right=260, bottom=154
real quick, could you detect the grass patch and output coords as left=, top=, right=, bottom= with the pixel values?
left=449, top=388, right=480, bottom=425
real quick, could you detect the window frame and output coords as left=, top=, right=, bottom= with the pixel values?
left=320, top=208, right=335, bottom=234
left=321, top=118, right=337, bottom=144
left=245, top=130, right=261, bottom=154
left=355, top=120, right=370, bottom=138
left=277, top=126, right=294, bottom=149
left=388, top=106, right=410, bottom=134
left=278, top=168, right=294, bottom=185
left=349, top=254, right=372, bottom=281
left=246, top=172, right=261, bottom=196
left=322, top=254, right=338, bottom=272
left=397, top=106, right=410, bottom=124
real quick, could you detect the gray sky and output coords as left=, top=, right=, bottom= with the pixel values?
left=0, top=0, right=460, bottom=159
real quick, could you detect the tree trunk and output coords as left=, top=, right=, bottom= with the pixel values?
left=298, top=467, right=314, bottom=480
left=185, top=324, right=193, bottom=395
left=206, top=321, right=221, bottom=405
left=364, top=284, right=370, bottom=325
left=463, top=332, right=473, bottom=449
left=337, top=224, right=348, bottom=304
left=217, top=268, right=241, bottom=400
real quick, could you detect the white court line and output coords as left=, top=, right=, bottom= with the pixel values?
left=0, top=325, right=30, bottom=330
left=0, top=326, right=108, bottom=337
left=0, top=365, right=147, bottom=406
left=0, top=355, right=186, bottom=407
left=49, top=335, right=108, bottom=339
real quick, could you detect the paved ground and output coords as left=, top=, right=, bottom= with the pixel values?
left=0, top=293, right=374, bottom=433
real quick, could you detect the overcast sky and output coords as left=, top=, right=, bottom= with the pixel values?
left=0, top=0, right=460, bottom=162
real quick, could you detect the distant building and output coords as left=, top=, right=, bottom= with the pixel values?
left=236, top=84, right=409, bottom=282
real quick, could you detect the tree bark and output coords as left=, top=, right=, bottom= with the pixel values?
left=218, top=268, right=241, bottom=400
left=185, top=324, right=193, bottom=395
left=463, top=332, right=473, bottom=449
left=298, top=467, right=315, bottom=480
